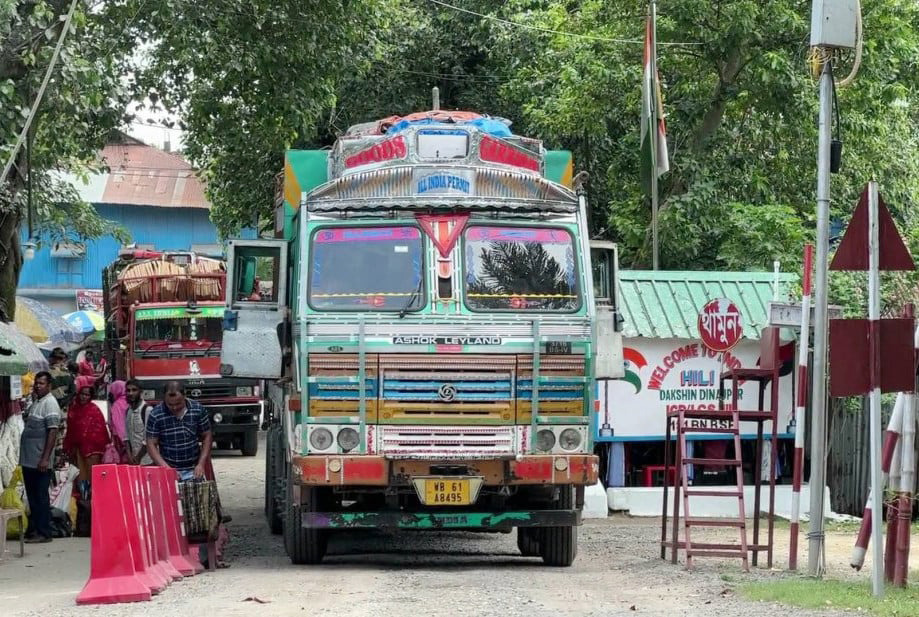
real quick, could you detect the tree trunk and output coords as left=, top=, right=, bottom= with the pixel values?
left=0, top=206, right=22, bottom=321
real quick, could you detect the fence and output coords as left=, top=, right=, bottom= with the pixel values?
left=827, top=396, right=918, bottom=518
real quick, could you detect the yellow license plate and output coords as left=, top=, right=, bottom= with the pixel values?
left=423, top=478, right=472, bottom=506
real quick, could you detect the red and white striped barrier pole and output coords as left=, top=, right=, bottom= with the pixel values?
left=893, top=327, right=918, bottom=586
left=789, top=243, right=813, bottom=571
left=850, top=391, right=904, bottom=570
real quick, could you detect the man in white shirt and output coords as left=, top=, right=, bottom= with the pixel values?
left=20, top=372, right=61, bottom=543
left=124, top=379, right=153, bottom=465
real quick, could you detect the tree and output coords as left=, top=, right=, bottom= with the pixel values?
left=130, top=0, right=919, bottom=318
left=0, top=0, right=137, bottom=319
left=133, top=0, right=403, bottom=237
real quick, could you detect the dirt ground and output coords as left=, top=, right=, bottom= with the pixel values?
left=1, top=434, right=915, bottom=617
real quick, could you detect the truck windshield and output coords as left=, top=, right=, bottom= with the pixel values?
left=309, top=226, right=424, bottom=311
left=464, top=226, right=580, bottom=311
left=134, top=317, right=223, bottom=354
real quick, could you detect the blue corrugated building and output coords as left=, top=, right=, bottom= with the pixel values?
left=18, top=134, right=230, bottom=313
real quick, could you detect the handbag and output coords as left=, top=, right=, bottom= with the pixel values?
left=180, top=479, right=219, bottom=541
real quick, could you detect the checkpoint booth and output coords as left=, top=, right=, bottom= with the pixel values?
left=595, top=270, right=798, bottom=513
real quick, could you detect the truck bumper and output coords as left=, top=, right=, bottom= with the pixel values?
left=208, top=403, right=261, bottom=434
left=302, top=509, right=580, bottom=530
left=294, top=454, right=599, bottom=487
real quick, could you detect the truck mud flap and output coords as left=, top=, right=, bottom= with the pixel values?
left=301, top=509, right=581, bottom=530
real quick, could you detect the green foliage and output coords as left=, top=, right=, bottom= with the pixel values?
left=131, top=0, right=919, bottom=319
left=134, top=0, right=400, bottom=237
left=0, top=0, right=141, bottom=317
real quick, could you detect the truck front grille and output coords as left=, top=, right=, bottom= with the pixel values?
left=378, top=425, right=516, bottom=459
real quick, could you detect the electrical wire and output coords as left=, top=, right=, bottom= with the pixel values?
left=426, top=0, right=701, bottom=46
left=836, top=0, right=863, bottom=88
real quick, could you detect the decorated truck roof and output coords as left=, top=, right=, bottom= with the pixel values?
left=273, top=110, right=576, bottom=238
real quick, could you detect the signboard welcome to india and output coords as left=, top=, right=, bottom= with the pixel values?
left=595, top=337, right=793, bottom=441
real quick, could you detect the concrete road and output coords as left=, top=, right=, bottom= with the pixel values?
left=0, top=434, right=878, bottom=616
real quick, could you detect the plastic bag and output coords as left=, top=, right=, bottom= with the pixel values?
left=1, top=466, right=28, bottom=539
left=102, top=442, right=121, bottom=465
left=50, top=464, right=79, bottom=513
left=50, top=506, right=72, bottom=538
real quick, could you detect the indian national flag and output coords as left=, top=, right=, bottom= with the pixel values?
left=640, top=15, right=669, bottom=194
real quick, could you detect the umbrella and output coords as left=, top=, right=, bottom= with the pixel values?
left=14, top=296, right=83, bottom=345
left=0, top=321, right=49, bottom=375
left=63, top=310, right=105, bottom=335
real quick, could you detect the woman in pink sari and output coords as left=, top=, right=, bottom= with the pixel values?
left=107, top=380, right=130, bottom=462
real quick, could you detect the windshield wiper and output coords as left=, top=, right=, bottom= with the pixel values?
left=398, top=277, right=424, bottom=319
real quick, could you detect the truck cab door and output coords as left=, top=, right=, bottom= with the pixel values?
left=590, top=241, right=625, bottom=379
left=220, top=239, right=288, bottom=379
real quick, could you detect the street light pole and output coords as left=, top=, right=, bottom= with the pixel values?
left=807, top=60, right=833, bottom=577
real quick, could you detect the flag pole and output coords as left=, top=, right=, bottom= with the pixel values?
left=650, top=0, right=659, bottom=270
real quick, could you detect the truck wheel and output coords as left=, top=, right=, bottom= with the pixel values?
left=241, top=430, right=258, bottom=457
left=267, top=426, right=283, bottom=535
left=540, top=486, right=578, bottom=567
left=284, top=472, right=326, bottom=565
left=517, top=527, right=541, bottom=557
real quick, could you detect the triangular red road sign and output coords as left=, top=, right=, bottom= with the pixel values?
left=830, top=185, right=915, bottom=271
left=415, top=213, right=469, bottom=258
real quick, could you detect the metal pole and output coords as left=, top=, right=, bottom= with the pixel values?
left=650, top=0, right=659, bottom=271
left=0, top=0, right=79, bottom=187
left=867, top=180, right=884, bottom=597
left=807, top=61, right=833, bottom=576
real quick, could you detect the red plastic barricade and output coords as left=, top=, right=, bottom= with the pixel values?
left=157, top=467, right=198, bottom=575
left=75, top=465, right=153, bottom=605
left=145, top=468, right=183, bottom=581
left=126, top=466, right=169, bottom=594
left=76, top=465, right=206, bottom=605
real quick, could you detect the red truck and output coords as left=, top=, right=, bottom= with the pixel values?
left=102, top=249, right=263, bottom=455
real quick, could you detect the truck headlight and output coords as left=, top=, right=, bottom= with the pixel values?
left=535, top=429, right=556, bottom=452
left=309, top=428, right=333, bottom=451
left=236, top=386, right=253, bottom=397
left=558, top=428, right=582, bottom=451
left=212, top=412, right=223, bottom=424
left=142, top=389, right=155, bottom=400
left=337, top=428, right=359, bottom=452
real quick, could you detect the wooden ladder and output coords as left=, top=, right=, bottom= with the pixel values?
left=676, top=408, right=749, bottom=571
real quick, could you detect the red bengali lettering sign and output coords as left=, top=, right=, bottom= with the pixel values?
left=479, top=135, right=539, bottom=172
left=697, top=298, right=743, bottom=352
left=344, top=135, right=407, bottom=169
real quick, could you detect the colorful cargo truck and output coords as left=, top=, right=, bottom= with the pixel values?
left=103, top=250, right=263, bottom=455
left=219, top=108, right=624, bottom=565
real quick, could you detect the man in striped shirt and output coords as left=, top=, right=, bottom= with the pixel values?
left=145, top=381, right=212, bottom=481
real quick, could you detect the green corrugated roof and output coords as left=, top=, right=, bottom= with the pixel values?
left=619, top=270, right=797, bottom=340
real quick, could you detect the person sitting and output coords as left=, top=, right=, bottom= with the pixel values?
left=63, top=376, right=111, bottom=486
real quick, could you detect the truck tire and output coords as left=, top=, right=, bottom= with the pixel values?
left=284, top=472, right=326, bottom=565
left=241, top=430, right=258, bottom=457
left=266, top=426, right=283, bottom=535
left=540, top=486, right=578, bottom=567
left=517, top=527, right=541, bottom=557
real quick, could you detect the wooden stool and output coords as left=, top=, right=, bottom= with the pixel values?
left=0, top=508, right=25, bottom=560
